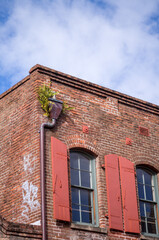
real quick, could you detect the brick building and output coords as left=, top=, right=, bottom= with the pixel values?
left=0, top=64, right=159, bottom=240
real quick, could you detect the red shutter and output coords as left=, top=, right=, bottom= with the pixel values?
left=51, top=137, right=70, bottom=221
left=119, top=156, right=140, bottom=233
left=105, top=154, right=123, bottom=231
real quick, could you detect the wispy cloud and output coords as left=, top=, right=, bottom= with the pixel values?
left=0, top=0, right=159, bottom=105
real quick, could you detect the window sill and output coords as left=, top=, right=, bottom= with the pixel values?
left=141, top=234, right=159, bottom=239
left=71, top=223, right=107, bottom=234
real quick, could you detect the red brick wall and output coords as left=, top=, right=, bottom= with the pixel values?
left=1, top=65, right=159, bottom=240
left=31, top=66, right=158, bottom=240
left=0, top=74, right=42, bottom=224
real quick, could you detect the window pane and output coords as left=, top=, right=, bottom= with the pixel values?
left=146, top=203, right=155, bottom=218
left=141, top=221, right=146, bottom=233
left=80, top=189, right=91, bottom=206
left=81, top=171, right=91, bottom=188
left=147, top=222, right=156, bottom=234
left=71, top=188, right=79, bottom=204
left=71, top=169, right=79, bottom=185
left=72, top=210, right=80, bottom=222
left=145, top=185, right=153, bottom=201
left=80, top=156, right=90, bottom=171
left=138, top=183, right=144, bottom=199
left=137, top=169, right=143, bottom=183
left=72, top=204, right=79, bottom=210
left=81, top=211, right=92, bottom=223
left=70, top=153, right=79, bottom=169
left=144, top=171, right=152, bottom=185
left=140, top=201, right=145, bottom=217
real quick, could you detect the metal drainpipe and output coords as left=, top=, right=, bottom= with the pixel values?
left=40, top=119, right=56, bottom=240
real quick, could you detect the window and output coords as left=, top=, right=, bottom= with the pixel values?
left=137, top=167, right=159, bottom=235
left=70, top=150, right=98, bottom=225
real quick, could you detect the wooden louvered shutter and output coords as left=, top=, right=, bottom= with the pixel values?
left=119, top=156, right=140, bottom=233
left=105, top=154, right=123, bottom=231
left=51, top=137, right=70, bottom=221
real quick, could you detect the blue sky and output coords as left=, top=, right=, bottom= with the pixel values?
left=0, top=0, right=159, bottom=105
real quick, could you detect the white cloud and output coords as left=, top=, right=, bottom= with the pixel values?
left=0, top=0, right=159, bottom=105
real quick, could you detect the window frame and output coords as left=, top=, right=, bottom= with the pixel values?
left=136, top=166, right=159, bottom=237
left=70, top=150, right=98, bottom=226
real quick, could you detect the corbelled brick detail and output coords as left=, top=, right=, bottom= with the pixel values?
left=0, top=215, right=41, bottom=239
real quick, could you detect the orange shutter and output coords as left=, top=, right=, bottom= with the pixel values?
left=51, top=137, right=70, bottom=221
left=105, top=154, right=123, bottom=231
left=119, top=156, right=140, bottom=233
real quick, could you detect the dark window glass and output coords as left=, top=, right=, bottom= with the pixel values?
left=141, top=221, right=146, bottom=233
left=81, top=171, right=91, bottom=187
left=145, top=185, right=153, bottom=201
left=70, top=151, right=96, bottom=225
left=71, top=188, right=79, bottom=204
left=146, top=203, right=155, bottom=218
left=81, top=189, right=91, bottom=206
left=80, top=156, right=90, bottom=171
left=137, top=169, right=143, bottom=183
left=138, top=183, right=144, bottom=199
left=70, top=153, right=79, bottom=169
left=137, top=168, right=158, bottom=235
left=72, top=210, right=80, bottom=222
left=140, top=202, right=145, bottom=217
left=71, top=169, right=79, bottom=185
left=148, top=222, right=156, bottom=234
left=144, top=171, right=152, bottom=185
left=81, top=211, right=92, bottom=223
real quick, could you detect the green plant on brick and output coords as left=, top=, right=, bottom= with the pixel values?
left=38, top=84, right=74, bottom=117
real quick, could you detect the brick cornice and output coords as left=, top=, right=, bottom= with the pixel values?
left=29, top=64, right=159, bottom=116
left=0, top=215, right=42, bottom=238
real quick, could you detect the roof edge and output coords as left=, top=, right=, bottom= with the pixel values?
left=29, top=64, right=159, bottom=115
left=1, top=64, right=159, bottom=115
left=0, top=75, right=30, bottom=100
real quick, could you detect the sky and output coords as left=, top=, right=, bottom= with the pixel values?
left=0, top=0, right=159, bottom=105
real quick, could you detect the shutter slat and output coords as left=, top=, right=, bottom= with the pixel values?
left=119, top=156, right=140, bottom=233
left=105, top=154, right=123, bottom=231
left=51, top=137, right=70, bottom=221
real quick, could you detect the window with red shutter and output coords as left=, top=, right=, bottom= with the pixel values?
left=51, top=137, right=70, bottom=221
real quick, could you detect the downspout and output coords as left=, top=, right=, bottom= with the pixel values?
left=40, top=120, right=56, bottom=240
left=40, top=98, right=63, bottom=240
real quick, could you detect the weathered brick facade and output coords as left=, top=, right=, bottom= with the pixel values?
left=0, top=64, right=159, bottom=239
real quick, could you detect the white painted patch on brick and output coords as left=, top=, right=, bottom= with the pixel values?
left=23, top=154, right=35, bottom=174
left=31, top=220, right=41, bottom=226
left=21, top=180, right=40, bottom=221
